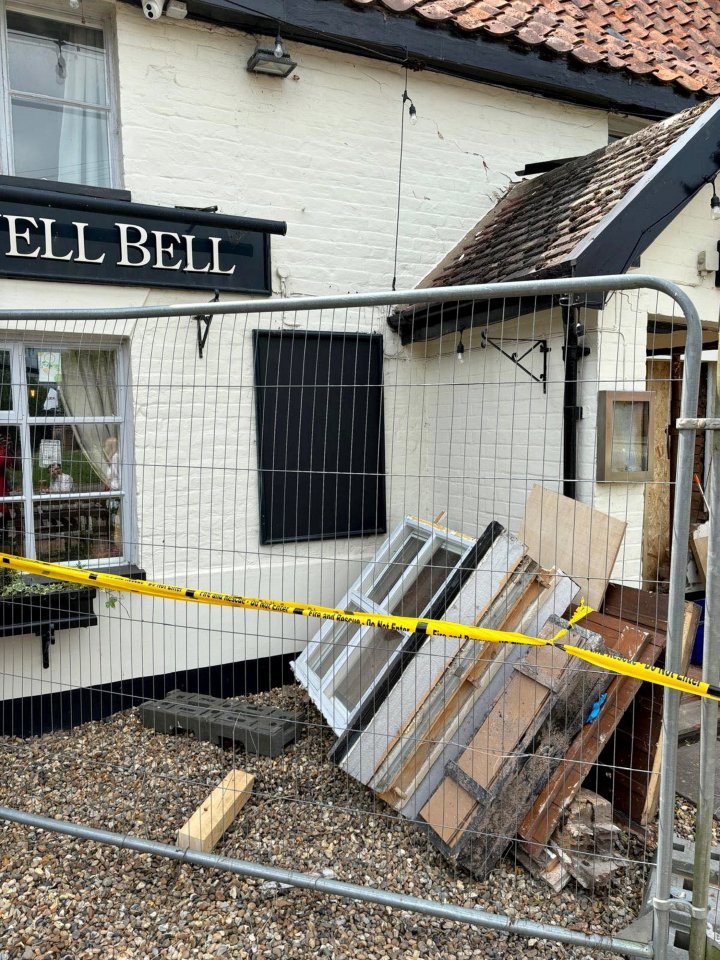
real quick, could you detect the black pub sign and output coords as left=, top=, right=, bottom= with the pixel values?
left=0, top=183, right=285, bottom=294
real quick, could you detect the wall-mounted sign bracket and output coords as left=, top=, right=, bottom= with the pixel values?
left=480, top=332, right=549, bottom=393
left=196, top=291, right=220, bottom=359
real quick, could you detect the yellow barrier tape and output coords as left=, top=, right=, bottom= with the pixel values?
left=2, top=552, right=717, bottom=703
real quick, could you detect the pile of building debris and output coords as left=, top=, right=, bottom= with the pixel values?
left=292, top=485, right=700, bottom=891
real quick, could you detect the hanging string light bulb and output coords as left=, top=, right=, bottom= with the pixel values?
left=55, top=40, right=67, bottom=82
left=274, top=33, right=285, bottom=59
left=711, top=178, right=720, bottom=220
left=456, top=333, right=465, bottom=364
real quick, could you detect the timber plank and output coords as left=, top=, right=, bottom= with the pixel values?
left=176, top=769, right=255, bottom=853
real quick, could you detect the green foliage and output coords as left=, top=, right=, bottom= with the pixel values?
left=0, top=569, right=68, bottom=598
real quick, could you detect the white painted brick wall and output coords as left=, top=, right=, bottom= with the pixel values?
left=0, top=3, right=642, bottom=695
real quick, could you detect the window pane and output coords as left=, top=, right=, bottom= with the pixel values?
left=11, top=99, right=111, bottom=186
left=30, top=425, right=122, bottom=496
left=0, top=427, right=23, bottom=499
left=611, top=400, right=649, bottom=473
left=0, top=352, right=12, bottom=411
left=330, top=628, right=404, bottom=713
left=391, top=544, right=464, bottom=618
left=365, top=533, right=427, bottom=604
left=307, top=607, right=362, bottom=679
left=34, top=497, right=122, bottom=562
left=7, top=12, right=107, bottom=105
left=26, top=348, right=117, bottom=417
left=0, top=503, right=25, bottom=558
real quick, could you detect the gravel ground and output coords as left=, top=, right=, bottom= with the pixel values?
left=0, top=685, right=711, bottom=960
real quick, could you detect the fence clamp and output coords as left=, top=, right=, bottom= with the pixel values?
left=653, top=895, right=708, bottom=922
left=676, top=417, right=720, bottom=431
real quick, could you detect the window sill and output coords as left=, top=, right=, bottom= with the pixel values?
left=0, top=175, right=130, bottom=203
left=91, top=563, right=146, bottom=581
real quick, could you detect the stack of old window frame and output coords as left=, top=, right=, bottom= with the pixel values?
left=293, top=509, right=697, bottom=883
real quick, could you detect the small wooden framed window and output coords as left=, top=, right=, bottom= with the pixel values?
left=292, top=516, right=478, bottom=735
left=596, top=390, right=654, bottom=482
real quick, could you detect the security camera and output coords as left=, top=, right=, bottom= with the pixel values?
left=143, top=0, right=166, bottom=20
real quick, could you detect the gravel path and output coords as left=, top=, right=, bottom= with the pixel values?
left=0, top=685, right=704, bottom=960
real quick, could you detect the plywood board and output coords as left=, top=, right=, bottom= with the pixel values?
left=176, top=770, right=255, bottom=853
left=642, top=361, right=672, bottom=587
left=518, top=485, right=626, bottom=609
left=457, top=673, right=549, bottom=790
left=692, top=535, right=709, bottom=584
left=419, top=778, right=476, bottom=846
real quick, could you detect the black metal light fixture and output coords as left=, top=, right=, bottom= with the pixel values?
left=247, top=33, right=297, bottom=78
left=711, top=178, right=720, bottom=220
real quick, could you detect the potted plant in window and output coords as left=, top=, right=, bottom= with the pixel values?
left=0, top=569, right=98, bottom=668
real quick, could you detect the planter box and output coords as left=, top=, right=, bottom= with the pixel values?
left=0, top=582, right=98, bottom=668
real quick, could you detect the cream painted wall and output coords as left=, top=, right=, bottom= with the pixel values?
left=1, top=1, right=624, bottom=697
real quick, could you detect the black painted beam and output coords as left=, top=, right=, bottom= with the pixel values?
left=122, top=0, right=708, bottom=118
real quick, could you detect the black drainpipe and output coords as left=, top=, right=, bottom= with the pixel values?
left=562, top=301, right=580, bottom=499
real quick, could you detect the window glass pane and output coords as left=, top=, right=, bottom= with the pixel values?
left=0, top=352, right=12, bottom=410
left=0, top=427, right=23, bottom=500
left=611, top=400, right=649, bottom=473
left=365, top=532, right=427, bottom=604
left=30, top=425, right=122, bottom=496
left=330, top=628, right=404, bottom=713
left=7, top=12, right=107, bottom=105
left=0, top=504, right=25, bottom=559
left=391, top=544, right=464, bottom=618
left=307, top=604, right=362, bottom=679
left=26, top=348, right=117, bottom=417
left=11, top=99, right=111, bottom=186
left=33, top=496, right=122, bottom=562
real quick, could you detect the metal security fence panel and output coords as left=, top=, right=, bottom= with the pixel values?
left=0, top=276, right=712, bottom=960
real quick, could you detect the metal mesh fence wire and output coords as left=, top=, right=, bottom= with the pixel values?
left=0, top=276, right=709, bottom=960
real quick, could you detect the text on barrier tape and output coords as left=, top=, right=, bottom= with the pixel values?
left=1, top=552, right=718, bottom=703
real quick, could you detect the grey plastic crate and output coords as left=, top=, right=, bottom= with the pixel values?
left=139, top=689, right=304, bottom=757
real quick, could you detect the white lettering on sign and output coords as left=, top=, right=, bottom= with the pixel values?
left=5, top=215, right=41, bottom=258
left=151, top=231, right=183, bottom=270
left=209, top=236, right=235, bottom=275
left=1, top=214, right=240, bottom=277
left=183, top=234, right=210, bottom=273
left=72, top=222, right=105, bottom=264
left=39, top=218, right=73, bottom=261
left=116, top=223, right=152, bottom=267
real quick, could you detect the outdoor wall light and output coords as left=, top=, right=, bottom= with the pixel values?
left=596, top=390, right=654, bottom=482
left=247, top=35, right=297, bottom=78
left=711, top=178, right=720, bottom=220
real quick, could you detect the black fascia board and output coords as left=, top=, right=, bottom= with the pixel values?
left=0, top=182, right=287, bottom=236
left=572, top=106, right=720, bottom=278
left=393, top=295, right=555, bottom=345
left=144, top=0, right=709, bottom=118
left=393, top=288, right=606, bottom=344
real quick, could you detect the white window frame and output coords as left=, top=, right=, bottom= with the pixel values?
left=0, top=0, right=123, bottom=188
left=0, top=338, right=134, bottom=567
left=293, top=517, right=478, bottom=735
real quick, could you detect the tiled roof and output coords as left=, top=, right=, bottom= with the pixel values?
left=348, top=0, right=720, bottom=96
left=424, top=99, right=712, bottom=287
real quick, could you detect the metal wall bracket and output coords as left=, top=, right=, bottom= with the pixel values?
left=36, top=623, right=56, bottom=669
left=195, top=291, right=220, bottom=359
left=480, top=332, right=549, bottom=393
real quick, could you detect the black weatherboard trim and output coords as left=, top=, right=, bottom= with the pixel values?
left=1, top=652, right=296, bottom=738
left=140, top=0, right=708, bottom=118
left=573, top=103, right=720, bottom=277
left=330, top=520, right=505, bottom=765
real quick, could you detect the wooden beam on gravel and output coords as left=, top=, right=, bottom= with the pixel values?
left=176, top=769, right=255, bottom=853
